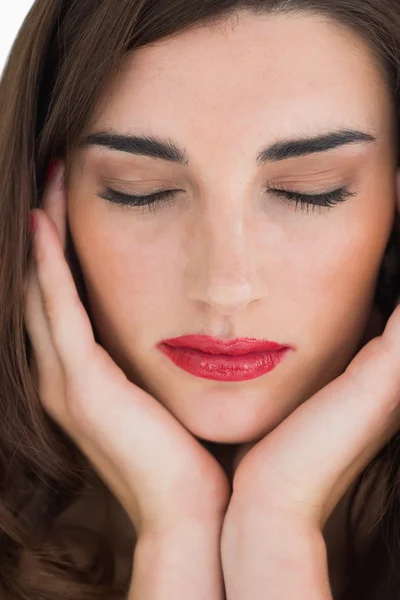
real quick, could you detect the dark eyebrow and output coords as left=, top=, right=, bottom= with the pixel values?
left=256, top=129, right=376, bottom=164
left=80, top=128, right=376, bottom=166
left=80, top=131, right=190, bottom=165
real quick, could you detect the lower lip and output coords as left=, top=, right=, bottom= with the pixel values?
left=158, top=345, right=289, bottom=382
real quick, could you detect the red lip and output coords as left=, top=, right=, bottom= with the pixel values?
left=157, top=335, right=292, bottom=382
left=160, top=335, right=288, bottom=355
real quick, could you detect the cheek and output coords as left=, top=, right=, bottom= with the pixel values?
left=283, top=208, right=392, bottom=347
left=71, top=224, right=181, bottom=329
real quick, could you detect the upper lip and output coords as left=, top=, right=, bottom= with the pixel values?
left=159, top=335, right=291, bottom=356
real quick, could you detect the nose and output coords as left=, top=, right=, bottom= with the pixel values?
left=186, top=209, right=262, bottom=316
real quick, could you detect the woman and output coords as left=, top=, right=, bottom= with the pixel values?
left=1, top=0, right=400, bottom=598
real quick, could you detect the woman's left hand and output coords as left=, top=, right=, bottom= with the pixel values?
left=221, top=296, right=400, bottom=598
left=231, top=299, right=400, bottom=526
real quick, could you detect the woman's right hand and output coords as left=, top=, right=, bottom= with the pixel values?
left=24, top=161, right=230, bottom=539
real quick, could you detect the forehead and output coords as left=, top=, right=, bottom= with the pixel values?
left=93, top=11, right=394, bottom=143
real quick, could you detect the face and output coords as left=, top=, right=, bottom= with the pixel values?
left=66, top=11, right=397, bottom=444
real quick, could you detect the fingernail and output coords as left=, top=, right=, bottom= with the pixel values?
left=45, top=158, right=59, bottom=183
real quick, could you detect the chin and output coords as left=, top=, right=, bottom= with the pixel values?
left=180, top=407, right=280, bottom=445
left=195, top=431, right=264, bottom=444
left=188, top=425, right=271, bottom=445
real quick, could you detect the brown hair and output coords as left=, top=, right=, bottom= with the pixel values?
left=1, top=0, right=400, bottom=598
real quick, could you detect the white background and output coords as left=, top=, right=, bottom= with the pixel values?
left=0, top=2, right=36, bottom=77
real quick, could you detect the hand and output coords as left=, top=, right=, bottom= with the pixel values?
left=24, top=161, right=230, bottom=538
left=221, top=219, right=400, bottom=600
left=229, top=299, right=387, bottom=488
left=229, top=300, right=400, bottom=529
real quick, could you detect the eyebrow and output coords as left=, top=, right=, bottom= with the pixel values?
left=80, top=128, right=376, bottom=166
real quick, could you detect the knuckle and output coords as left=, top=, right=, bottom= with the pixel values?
left=41, top=293, right=61, bottom=332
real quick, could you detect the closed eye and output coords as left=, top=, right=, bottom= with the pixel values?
left=96, top=185, right=355, bottom=214
left=97, top=187, right=182, bottom=214
left=268, top=186, right=355, bottom=213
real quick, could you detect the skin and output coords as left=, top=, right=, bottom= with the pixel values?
left=27, top=9, right=400, bottom=598
left=66, top=11, right=397, bottom=452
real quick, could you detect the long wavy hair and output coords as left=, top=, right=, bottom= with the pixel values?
left=1, top=0, right=400, bottom=598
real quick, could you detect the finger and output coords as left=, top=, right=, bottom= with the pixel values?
left=31, top=203, right=96, bottom=380
left=41, top=158, right=67, bottom=249
left=24, top=162, right=68, bottom=380
left=24, top=256, right=61, bottom=381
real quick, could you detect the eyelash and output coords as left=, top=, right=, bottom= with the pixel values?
left=97, top=186, right=355, bottom=214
